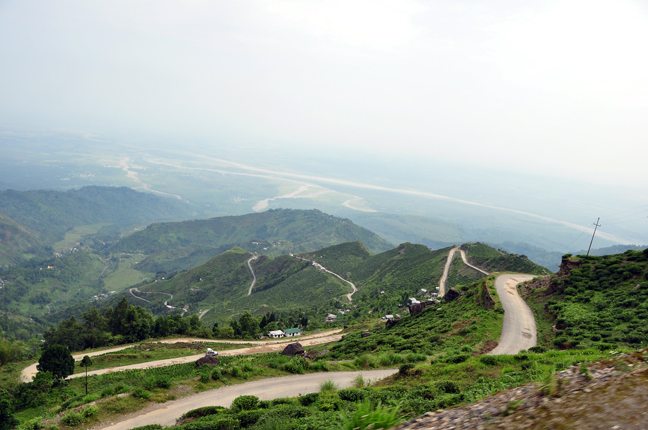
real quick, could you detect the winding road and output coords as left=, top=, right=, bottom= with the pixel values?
left=20, top=329, right=343, bottom=383
left=438, top=246, right=460, bottom=297
left=438, top=247, right=536, bottom=355
left=129, top=288, right=176, bottom=309
left=246, top=254, right=258, bottom=296
left=293, top=255, right=357, bottom=301
left=488, top=274, right=537, bottom=355
left=97, top=369, right=397, bottom=430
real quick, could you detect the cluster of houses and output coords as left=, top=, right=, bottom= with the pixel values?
left=267, top=327, right=303, bottom=338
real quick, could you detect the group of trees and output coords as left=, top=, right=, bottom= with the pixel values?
left=44, top=298, right=211, bottom=351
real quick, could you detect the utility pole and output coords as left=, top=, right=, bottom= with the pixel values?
left=0, top=278, right=6, bottom=335
left=586, top=217, right=601, bottom=256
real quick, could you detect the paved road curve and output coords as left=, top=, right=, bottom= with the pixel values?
left=21, top=330, right=342, bottom=382
left=96, top=369, right=398, bottom=430
left=488, top=274, right=537, bottom=355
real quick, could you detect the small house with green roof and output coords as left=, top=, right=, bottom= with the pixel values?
left=284, top=327, right=302, bottom=337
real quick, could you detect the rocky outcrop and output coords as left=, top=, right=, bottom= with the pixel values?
left=396, top=349, right=648, bottom=430
left=281, top=342, right=305, bottom=356
left=444, top=288, right=461, bottom=302
left=195, top=355, right=219, bottom=366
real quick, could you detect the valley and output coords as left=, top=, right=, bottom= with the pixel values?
left=0, top=188, right=646, bottom=430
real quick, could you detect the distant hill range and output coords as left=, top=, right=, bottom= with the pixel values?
left=131, top=240, right=548, bottom=324
left=0, top=186, right=195, bottom=265
left=113, top=209, right=393, bottom=273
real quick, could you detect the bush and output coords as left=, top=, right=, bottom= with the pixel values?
left=339, top=400, right=401, bottom=430
left=130, top=426, right=163, bottom=430
left=81, top=406, right=98, bottom=418
left=61, top=412, right=83, bottom=427
left=231, top=395, right=260, bottom=412
left=179, top=416, right=240, bottom=430
left=181, top=406, right=225, bottom=420
left=144, top=376, right=171, bottom=390
left=298, top=393, right=319, bottom=406
left=132, top=388, right=152, bottom=400
left=338, top=389, right=366, bottom=402
left=236, top=410, right=263, bottom=427
left=434, top=381, right=460, bottom=394
left=398, top=363, right=414, bottom=376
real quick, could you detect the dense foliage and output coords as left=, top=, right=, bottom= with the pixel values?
left=37, top=344, right=75, bottom=380
left=44, top=299, right=210, bottom=351
left=528, top=249, right=648, bottom=350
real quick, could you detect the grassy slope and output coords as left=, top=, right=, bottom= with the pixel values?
left=137, top=248, right=350, bottom=322
left=524, top=249, right=648, bottom=350
left=462, top=242, right=550, bottom=275
left=331, top=278, right=502, bottom=359
left=114, top=209, right=392, bottom=273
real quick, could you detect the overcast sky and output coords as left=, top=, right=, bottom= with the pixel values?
left=1, top=0, right=647, bottom=187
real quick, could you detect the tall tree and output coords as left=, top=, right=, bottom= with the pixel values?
left=37, top=344, right=74, bottom=380
left=80, top=355, right=92, bottom=395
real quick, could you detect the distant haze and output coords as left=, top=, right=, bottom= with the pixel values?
left=1, top=0, right=647, bottom=250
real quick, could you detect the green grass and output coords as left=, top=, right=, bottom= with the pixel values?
left=525, top=250, right=648, bottom=350
left=462, top=243, right=550, bottom=275
left=102, top=253, right=153, bottom=291
left=331, top=278, right=503, bottom=359
left=53, top=223, right=107, bottom=252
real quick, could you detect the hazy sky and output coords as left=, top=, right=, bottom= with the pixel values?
left=1, top=0, right=647, bottom=187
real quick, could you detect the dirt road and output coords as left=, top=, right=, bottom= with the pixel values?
left=96, top=369, right=397, bottom=430
left=438, top=246, right=459, bottom=297
left=459, top=250, right=490, bottom=275
left=246, top=255, right=258, bottom=296
left=294, top=255, right=358, bottom=302
left=21, top=330, right=342, bottom=382
left=488, top=274, right=537, bottom=355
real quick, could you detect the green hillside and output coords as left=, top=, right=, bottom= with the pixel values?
left=0, top=213, right=43, bottom=266
left=524, top=249, right=648, bottom=350
left=0, top=186, right=195, bottom=265
left=134, top=248, right=351, bottom=322
left=461, top=242, right=550, bottom=275
left=114, top=209, right=392, bottom=272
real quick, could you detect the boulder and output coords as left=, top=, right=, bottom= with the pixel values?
left=444, top=288, right=461, bottom=302
left=195, top=355, right=219, bottom=366
left=281, top=342, right=305, bottom=356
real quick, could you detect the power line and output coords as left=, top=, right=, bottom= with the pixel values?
left=586, top=217, right=601, bottom=256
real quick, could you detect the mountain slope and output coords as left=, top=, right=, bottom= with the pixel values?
left=115, top=209, right=392, bottom=272
left=461, top=242, right=550, bottom=275
left=523, top=249, right=648, bottom=350
left=0, top=186, right=195, bottom=264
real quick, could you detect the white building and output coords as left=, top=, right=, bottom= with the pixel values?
left=268, top=330, right=285, bottom=338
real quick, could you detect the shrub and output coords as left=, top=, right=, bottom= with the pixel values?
left=181, top=406, right=225, bottom=420
left=144, top=376, right=171, bottom=390
left=434, top=381, right=460, bottom=394
left=81, top=406, right=98, bottom=418
left=231, top=395, right=260, bottom=412
left=211, top=369, right=223, bottom=381
left=132, top=388, right=152, bottom=400
left=130, top=426, right=163, bottom=430
left=178, top=416, right=240, bottom=430
left=298, top=393, right=319, bottom=406
left=61, top=412, right=83, bottom=427
left=338, top=388, right=366, bottom=402
left=339, top=400, right=401, bottom=430
left=236, top=409, right=263, bottom=427
left=398, top=363, right=414, bottom=376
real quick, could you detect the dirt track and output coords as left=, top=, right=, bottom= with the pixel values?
left=20, top=329, right=342, bottom=382
left=96, top=369, right=397, bottom=430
